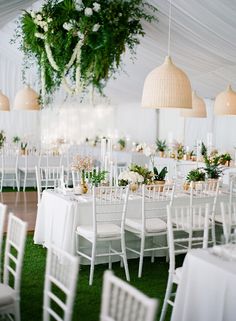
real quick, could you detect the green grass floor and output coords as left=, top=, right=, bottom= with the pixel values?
left=17, top=235, right=185, bottom=321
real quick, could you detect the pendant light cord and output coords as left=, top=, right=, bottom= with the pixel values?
left=168, top=0, right=172, bottom=56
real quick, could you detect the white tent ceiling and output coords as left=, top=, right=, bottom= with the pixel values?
left=1, top=0, right=236, bottom=103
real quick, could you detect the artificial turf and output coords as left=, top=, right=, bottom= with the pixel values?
left=16, top=235, right=185, bottom=321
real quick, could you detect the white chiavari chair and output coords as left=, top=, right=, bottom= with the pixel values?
left=75, top=186, right=130, bottom=285
left=43, top=245, right=79, bottom=321
left=19, top=149, right=38, bottom=191
left=219, top=201, right=236, bottom=244
left=113, top=163, right=128, bottom=186
left=0, top=148, right=20, bottom=192
left=35, top=165, right=64, bottom=203
left=0, top=213, right=27, bottom=321
left=0, top=203, right=7, bottom=277
left=125, top=183, right=175, bottom=278
left=190, top=179, right=220, bottom=245
left=159, top=202, right=210, bottom=321
left=100, top=270, right=158, bottom=321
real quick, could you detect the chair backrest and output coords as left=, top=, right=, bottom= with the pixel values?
left=93, top=186, right=129, bottom=236
left=113, top=163, right=128, bottom=186
left=43, top=245, right=79, bottom=321
left=0, top=203, right=7, bottom=276
left=0, top=148, right=19, bottom=172
left=141, top=183, right=175, bottom=231
left=220, top=201, right=236, bottom=243
left=167, top=202, right=210, bottom=273
left=3, top=213, right=27, bottom=295
left=36, top=166, right=64, bottom=189
left=100, top=270, right=158, bottom=321
left=190, top=179, right=219, bottom=216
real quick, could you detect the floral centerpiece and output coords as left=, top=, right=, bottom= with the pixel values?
left=0, top=130, right=6, bottom=149
left=129, top=163, right=152, bottom=184
left=184, top=168, right=206, bottom=190
left=71, top=155, right=93, bottom=192
left=118, top=170, right=144, bottom=192
left=14, top=0, right=157, bottom=103
left=203, top=154, right=222, bottom=180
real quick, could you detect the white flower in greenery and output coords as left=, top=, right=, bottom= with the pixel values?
left=93, top=2, right=101, bottom=12
left=77, top=31, right=84, bottom=40
left=36, top=14, right=42, bottom=21
left=43, top=25, right=48, bottom=32
left=63, top=22, right=73, bottom=31
left=30, top=11, right=36, bottom=18
left=118, top=170, right=144, bottom=184
left=92, top=23, right=100, bottom=32
left=84, top=7, right=93, bottom=16
left=47, top=17, right=52, bottom=23
left=75, top=0, right=84, bottom=11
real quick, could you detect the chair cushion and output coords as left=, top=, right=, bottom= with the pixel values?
left=0, top=284, right=15, bottom=307
left=172, top=214, right=206, bottom=231
left=125, top=218, right=167, bottom=233
left=77, top=223, right=121, bottom=239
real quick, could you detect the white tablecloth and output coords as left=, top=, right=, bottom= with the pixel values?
left=171, top=248, right=236, bottom=321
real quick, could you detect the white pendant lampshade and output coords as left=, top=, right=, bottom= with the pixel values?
left=14, top=85, right=40, bottom=110
left=214, top=85, right=236, bottom=116
left=0, top=90, right=10, bottom=111
left=142, top=56, right=192, bottom=109
left=180, top=91, right=206, bottom=118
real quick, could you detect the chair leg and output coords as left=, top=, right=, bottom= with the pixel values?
left=160, top=276, right=174, bottom=321
left=14, top=300, right=21, bottom=321
left=151, top=237, right=155, bottom=263
left=23, top=172, right=27, bottom=192
left=108, top=241, right=112, bottom=270
left=138, top=236, right=145, bottom=278
left=121, top=235, right=130, bottom=282
left=89, top=241, right=96, bottom=286
left=211, top=222, right=216, bottom=245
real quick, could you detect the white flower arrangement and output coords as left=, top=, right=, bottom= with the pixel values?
left=92, top=23, right=100, bottom=32
left=118, top=170, right=144, bottom=184
left=93, top=2, right=101, bottom=12
left=84, top=7, right=93, bottom=16
left=136, top=143, right=146, bottom=153
left=143, top=145, right=156, bottom=158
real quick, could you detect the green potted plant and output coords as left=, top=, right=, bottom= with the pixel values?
left=185, top=168, right=206, bottom=190
left=203, top=154, right=222, bottom=180
left=117, top=138, right=126, bottom=151
left=12, top=135, right=20, bottom=145
left=156, top=139, right=167, bottom=157
left=20, top=141, right=28, bottom=155
left=219, top=153, right=232, bottom=167
left=152, top=166, right=168, bottom=191
left=0, top=130, right=6, bottom=149
left=88, top=169, right=108, bottom=187
left=201, top=142, right=207, bottom=158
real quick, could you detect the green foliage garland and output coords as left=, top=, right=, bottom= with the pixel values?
left=14, top=0, right=157, bottom=103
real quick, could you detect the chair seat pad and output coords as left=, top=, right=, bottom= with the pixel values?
left=173, top=267, right=183, bottom=284
left=77, top=223, right=121, bottom=239
left=214, top=214, right=224, bottom=223
left=125, top=218, right=167, bottom=233
left=172, top=214, right=206, bottom=230
left=0, top=284, right=15, bottom=307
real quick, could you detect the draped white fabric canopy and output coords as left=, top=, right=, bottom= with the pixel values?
left=0, top=0, right=236, bottom=149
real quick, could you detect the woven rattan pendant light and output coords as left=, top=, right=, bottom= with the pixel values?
left=180, top=91, right=206, bottom=118
left=214, top=85, right=236, bottom=116
left=14, top=85, right=40, bottom=110
left=142, top=0, right=192, bottom=109
left=0, top=90, right=10, bottom=111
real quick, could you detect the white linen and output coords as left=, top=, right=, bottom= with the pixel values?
left=171, top=248, right=236, bottom=321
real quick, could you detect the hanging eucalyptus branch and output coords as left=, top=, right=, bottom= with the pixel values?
left=13, top=0, right=157, bottom=105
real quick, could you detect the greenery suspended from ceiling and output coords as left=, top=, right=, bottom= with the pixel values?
left=13, top=0, right=157, bottom=104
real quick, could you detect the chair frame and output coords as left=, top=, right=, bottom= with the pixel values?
left=0, top=213, right=27, bottom=321
left=0, top=203, right=7, bottom=278
left=125, top=183, right=175, bottom=278
left=100, top=270, right=158, bottom=321
left=43, top=245, right=79, bottom=321
left=75, top=186, right=130, bottom=286
left=159, top=202, right=209, bottom=321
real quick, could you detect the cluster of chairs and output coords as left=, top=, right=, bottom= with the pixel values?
left=0, top=204, right=158, bottom=321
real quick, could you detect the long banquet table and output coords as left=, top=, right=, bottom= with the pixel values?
left=34, top=188, right=228, bottom=264
left=171, top=247, right=236, bottom=321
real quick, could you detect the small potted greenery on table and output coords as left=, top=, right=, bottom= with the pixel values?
left=117, top=138, right=126, bottom=151
left=152, top=166, right=168, bottom=191
left=0, top=130, right=6, bottom=149
left=156, top=139, right=167, bottom=157
left=203, top=154, right=222, bottom=187
left=184, top=168, right=206, bottom=190
left=219, top=153, right=232, bottom=167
